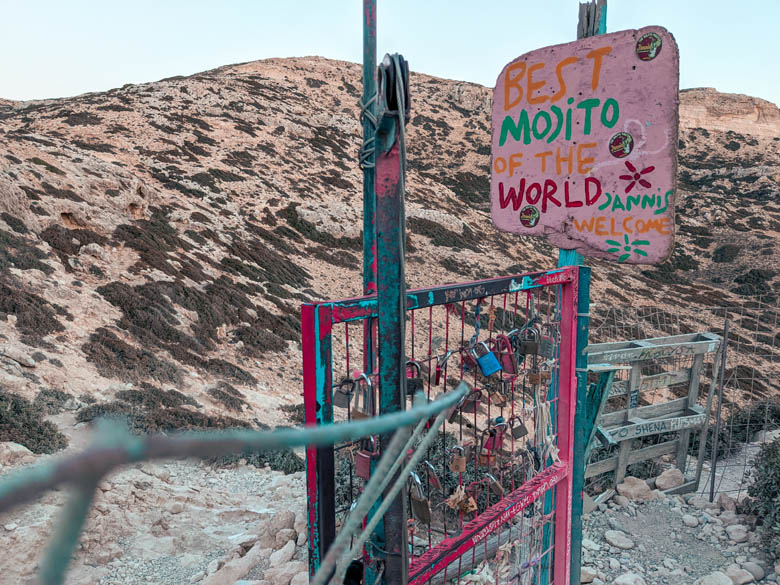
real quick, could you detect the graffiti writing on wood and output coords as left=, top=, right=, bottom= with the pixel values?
left=491, top=27, right=679, bottom=264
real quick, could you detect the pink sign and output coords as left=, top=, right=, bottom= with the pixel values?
left=491, top=27, right=679, bottom=264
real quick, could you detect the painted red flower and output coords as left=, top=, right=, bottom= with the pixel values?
left=619, top=161, right=655, bottom=193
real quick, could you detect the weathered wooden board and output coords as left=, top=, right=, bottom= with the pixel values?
left=608, top=412, right=706, bottom=442
left=600, top=397, right=688, bottom=427
left=586, top=439, right=678, bottom=478
left=491, top=27, right=679, bottom=264
left=609, top=368, right=690, bottom=397
left=586, top=333, right=720, bottom=364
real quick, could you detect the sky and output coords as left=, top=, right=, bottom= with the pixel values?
left=1, top=0, right=778, bottom=106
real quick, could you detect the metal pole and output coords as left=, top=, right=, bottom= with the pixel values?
left=375, top=53, right=410, bottom=585
left=362, top=0, right=378, bottom=298
left=564, top=3, right=606, bottom=583
left=709, top=319, right=729, bottom=502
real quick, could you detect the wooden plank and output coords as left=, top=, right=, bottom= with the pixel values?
left=663, top=479, right=698, bottom=495
left=615, top=364, right=640, bottom=484
left=695, top=336, right=724, bottom=490
left=607, top=412, right=707, bottom=442
left=586, top=439, right=679, bottom=478
left=587, top=332, right=717, bottom=354
left=600, top=397, right=689, bottom=427
left=586, top=337, right=720, bottom=365
left=676, top=354, right=704, bottom=473
left=609, top=368, right=691, bottom=397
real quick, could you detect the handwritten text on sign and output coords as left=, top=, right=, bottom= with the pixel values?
left=491, top=27, right=679, bottom=264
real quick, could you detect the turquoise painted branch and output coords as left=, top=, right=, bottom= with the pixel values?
left=0, top=383, right=469, bottom=516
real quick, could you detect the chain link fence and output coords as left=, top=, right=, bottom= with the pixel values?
left=586, top=297, right=780, bottom=501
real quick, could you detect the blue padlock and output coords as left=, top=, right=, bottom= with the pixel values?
left=470, top=341, right=502, bottom=377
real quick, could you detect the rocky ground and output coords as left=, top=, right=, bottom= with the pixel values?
left=581, top=471, right=777, bottom=585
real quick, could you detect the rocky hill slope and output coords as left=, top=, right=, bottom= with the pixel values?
left=0, top=57, right=778, bottom=430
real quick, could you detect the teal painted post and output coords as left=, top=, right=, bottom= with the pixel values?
left=362, top=0, right=377, bottom=298
left=374, top=54, right=410, bottom=585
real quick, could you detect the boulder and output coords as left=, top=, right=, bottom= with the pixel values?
left=693, top=573, right=732, bottom=585
left=725, top=564, right=755, bottom=585
left=612, top=573, right=647, bottom=585
left=581, top=566, right=598, bottom=583
left=616, top=477, right=653, bottom=501
left=582, top=538, right=601, bottom=552
left=655, top=468, right=685, bottom=491
left=683, top=514, right=700, bottom=528
left=0, top=442, right=35, bottom=466
left=200, top=544, right=268, bottom=585
left=725, top=525, right=749, bottom=543
left=718, top=493, right=737, bottom=512
left=1, top=345, right=35, bottom=368
left=269, top=540, right=296, bottom=567
left=269, top=510, right=296, bottom=533
left=604, top=530, right=635, bottom=550
left=290, top=572, right=309, bottom=585
left=264, top=561, right=308, bottom=585
left=741, top=562, right=764, bottom=581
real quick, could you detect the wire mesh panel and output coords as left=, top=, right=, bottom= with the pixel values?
left=302, top=267, right=581, bottom=585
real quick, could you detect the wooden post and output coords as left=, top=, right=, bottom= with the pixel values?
left=677, top=353, right=705, bottom=472
left=615, top=363, right=640, bottom=484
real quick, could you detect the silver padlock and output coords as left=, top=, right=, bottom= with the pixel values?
left=539, top=324, right=556, bottom=359
left=409, top=472, right=431, bottom=524
left=351, top=372, right=374, bottom=419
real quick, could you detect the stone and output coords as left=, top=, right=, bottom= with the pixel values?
left=1, top=345, right=35, bottom=368
left=583, top=538, right=601, bottom=552
left=725, top=564, right=755, bottom=585
left=613, top=495, right=629, bottom=507
left=269, top=540, right=295, bottom=567
left=296, top=532, right=307, bottom=547
left=275, top=528, right=297, bottom=550
left=741, top=562, right=765, bottom=581
left=3, top=523, right=18, bottom=531
left=290, top=572, right=309, bottom=585
left=725, top=525, right=749, bottom=543
left=718, top=493, right=737, bottom=512
left=0, top=442, right=35, bottom=466
left=604, top=530, right=635, bottom=550
left=169, top=502, right=184, bottom=514
left=720, top=512, right=742, bottom=526
left=582, top=566, right=598, bottom=583
left=200, top=544, right=268, bottom=585
left=269, top=510, right=296, bottom=533
left=79, top=242, right=107, bottom=260
left=683, top=514, right=699, bottom=527
left=691, top=496, right=721, bottom=511
left=616, top=477, right=654, bottom=501
left=692, top=572, right=733, bottom=585
left=612, top=573, right=647, bottom=585
left=584, top=492, right=597, bottom=514
left=655, top=468, right=685, bottom=491
left=264, top=561, right=308, bottom=585
left=609, top=559, right=621, bottom=571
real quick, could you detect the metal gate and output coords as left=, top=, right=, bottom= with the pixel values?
left=302, top=266, right=581, bottom=585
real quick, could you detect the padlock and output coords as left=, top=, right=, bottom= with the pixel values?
left=333, top=378, right=354, bottom=409
left=424, top=461, right=442, bottom=491
left=405, top=360, right=424, bottom=397
left=488, top=381, right=508, bottom=407
left=351, top=372, right=374, bottom=419
left=409, top=472, right=432, bottom=524
left=527, top=368, right=542, bottom=386
left=485, top=473, right=504, bottom=496
left=448, top=446, right=467, bottom=473
left=540, top=362, right=553, bottom=383
left=356, top=436, right=379, bottom=480
left=518, top=326, right=540, bottom=356
left=469, top=342, right=502, bottom=377
left=510, top=415, right=530, bottom=439
left=434, top=350, right=455, bottom=385
left=482, top=421, right=507, bottom=453
left=539, top=325, right=555, bottom=359
left=493, top=335, right=518, bottom=376
left=459, top=388, right=482, bottom=414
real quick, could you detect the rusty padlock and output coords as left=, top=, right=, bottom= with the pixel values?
left=488, top=381, right=508, bottom=407
left=406, top=360, right=424, bottom=397
left=448, top=446, right=467, bottom=473
left=539, top=324, right=556, bottom=359
left=409, top=472, right=432, bottom=524
left=494, top=334, right=518, bottom=376
left=424, top=461, right=442, bottom=491
left=485, top=473, right=504, bottom=496
left=527, top=367, right=542, bottom=386
left=510, top=415, right=530, bottom=439
left=333, top=378, right=355, bottom=409
left=460, top=388, right=482, bottom=414
left=351, top=372, right=374, bottom=419
left=356, top=436, right=379, bottom=480
left=518, top=325, right=541, bottom=356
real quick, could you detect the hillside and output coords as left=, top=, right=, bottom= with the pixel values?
left=0, top=57, right=778, bottom=428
